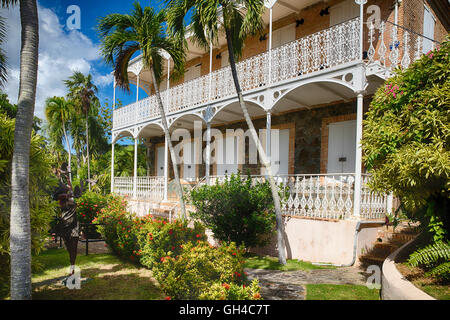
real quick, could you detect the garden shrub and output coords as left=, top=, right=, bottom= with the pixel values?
left=189, top=172, right=278, bottom=248
left=77, top=191, right=110, bottom=238
left=0, top=109, right=58, bottom=299
left=198, top=279, right=261, bottom=300
left=152, top=240, right=253, bottom=300
left=95, top=195, right=140, bottom=260
left=137, top=217, right=206, bottom=269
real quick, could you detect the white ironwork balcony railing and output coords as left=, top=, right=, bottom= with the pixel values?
left=366, top=20, right=440, bottom=75
left=189, top=173, right=387, bottom=220
left=113, top=17, right=361, bottom=130
left=113, top=176, right=164, bottom=202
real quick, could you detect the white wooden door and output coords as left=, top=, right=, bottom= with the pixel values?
left=327, top=120, right=356, bottom=173
left=422, top=6, right=435, bottom=53
left=269, top=23, right=296, bottom=49
left=183, top=141, right=196, bottom=181
left=260, top=128, right=290, bottom=175
left=156, top=145, right=165, bottom=176
left=217, top=135, right=239, bottom=176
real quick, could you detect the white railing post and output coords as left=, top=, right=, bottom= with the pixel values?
left=353, top=93, right=364, bottom=219
left=265, top=110, right=271, bottom=171
left=163, top=135, right=169, bottom=201
left=205, top=121, right=211, bottom=185
left=111, top=142, right=115, bottom=193
left=355, top=0, right=367, bottom=61
left=268, top=6, right=273, bottom=85
left=133, top=138, right=138, bottom=199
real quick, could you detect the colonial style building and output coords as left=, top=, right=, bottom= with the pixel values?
left=109, top=0, right=447, bottom=264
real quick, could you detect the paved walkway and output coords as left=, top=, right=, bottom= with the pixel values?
left=245, top=266, right=369, bottom=300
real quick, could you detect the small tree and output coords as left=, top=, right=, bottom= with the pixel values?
left=361, top=38, right=449, bottom=240
left=189, top=172, right=279, bottom=249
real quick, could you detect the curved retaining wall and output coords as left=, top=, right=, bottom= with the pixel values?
left=381, top=237, right=436, bottom=300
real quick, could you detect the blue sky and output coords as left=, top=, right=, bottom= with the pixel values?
left=0, top=0, right=173, bottom=143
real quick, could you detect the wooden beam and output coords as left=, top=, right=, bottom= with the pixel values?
left=283, top=95, right=310, bottom=109
left=277, top=1, right=300, bottom=13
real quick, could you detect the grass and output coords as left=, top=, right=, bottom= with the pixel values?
left=305, top=284, right=380, bottom=300
left=243, top=254, right=336, bottom=271
left=31, top=248, right=164, bottom=300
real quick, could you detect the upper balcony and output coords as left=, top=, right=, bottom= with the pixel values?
left=113, top=16, right=361, bottom=132
left=112, top=6, right=439, bottom=133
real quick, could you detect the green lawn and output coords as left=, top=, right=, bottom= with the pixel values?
left=32, top=248, right=164, bottom=300
left=305, top=284, right=380, bottom=300
left=243, top=254, right=336, bottom=271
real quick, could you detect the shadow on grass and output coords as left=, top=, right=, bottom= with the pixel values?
left=32, top=248, right=164, bottom=300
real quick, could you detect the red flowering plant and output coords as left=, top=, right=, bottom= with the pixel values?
left=136, top=216, right=206, bottom=269
left=76, top=191, right=109, bottom=238
left=151, top=240, right=257, bottom=300
left=96, top=195, right=140, bottom=260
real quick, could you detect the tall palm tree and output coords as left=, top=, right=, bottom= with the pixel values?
left=166, top=0, right=287, bottom=264
left=98, top=2, right=187, bottom=219
left=45, top=96, right=74, bottom=183
left=6, top=0, right=39, bottom=299
left=64, top=71, right=98, bottom=191
left=0, top=15, right=8, bottom=87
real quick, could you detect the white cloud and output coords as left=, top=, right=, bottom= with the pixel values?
left=1, top=3, right=109, bottom=120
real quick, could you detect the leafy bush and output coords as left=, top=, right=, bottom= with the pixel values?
left=152, top=240, right=254, bottom=300
left=189, top=172, right=277, bottom=248
left=137, top=217, right=206, bottom=269
left=0, top=108, right=58, bottom=299
left=95, top=195, right=140, bottom=260
left=77, top=192, right=109, bottom=224
left=361, top=39, right=450, bottom=239
left=199, top=279, right=261, bottom=300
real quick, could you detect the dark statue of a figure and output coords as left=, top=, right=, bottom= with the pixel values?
left=52, top=163, right=82, bottom=278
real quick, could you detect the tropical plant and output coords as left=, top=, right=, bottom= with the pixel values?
left=362, top=40, right=450, bottom=237
left=5, top=0, right=40, bottom=300
left=98, top=2, right=187, bottom=219
left=45, top=96, right=75, bottom=183
left=166, top=0, right=287, bottom=264
left=64, top=71, right=99, bottom=191
left=189, top=172, right=278, bottom=248
left=407, top=241, right=450, bottom=281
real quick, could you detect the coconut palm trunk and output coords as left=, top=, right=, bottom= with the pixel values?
left=10, top=0, right=39, bottom=299
left=150, top=67, right=186, bottom=220
left=224, top=27, right=286, bottom=265
left=61, top=116, right=72, bottom=184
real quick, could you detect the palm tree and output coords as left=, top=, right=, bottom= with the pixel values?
left=166, top=0, right=287, bottom=264
left=45, top=96, right=74, bottom=183
left=97, top=2, right=187, bottom=219
left=6, top=0, right=39, bottom=299
left=64, top=71, right=98, bottom=191
left=0, top=15, right=8, bottom=87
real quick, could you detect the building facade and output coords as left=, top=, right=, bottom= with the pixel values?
left=109, top=0, right=447, bottom=263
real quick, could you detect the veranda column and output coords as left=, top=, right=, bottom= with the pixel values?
left=355, top=0, right=366, bottom=60
left=205, top=121, right=211, bottom=184
left=133, top=138, right=138, bottom=199
left=163, top=135, right=169, bottom=201
left=111, top=142, right=115, bottom=193
left=265, top=110, right=271, bottom=173
left=268, top=6, right=273, bottom=84
left=353, top=93, right=364, bottom=218
left=111, top=79, right=116, bottom=193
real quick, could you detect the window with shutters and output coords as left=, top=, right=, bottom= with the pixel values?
left=329, top=0, right=359, bottom=27
left=422, top=5, right=435, bottom=53
left=268, top=23, right=296, bottom=49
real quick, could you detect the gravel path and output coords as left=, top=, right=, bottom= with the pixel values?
left=245, top=266, right=369, bottom=300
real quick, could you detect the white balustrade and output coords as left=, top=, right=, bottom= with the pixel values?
left=113, top=176, right=164, bottom=202
left=113, top=18, right=361, bottom=130
left=367, top=20, right=440, bottom=73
